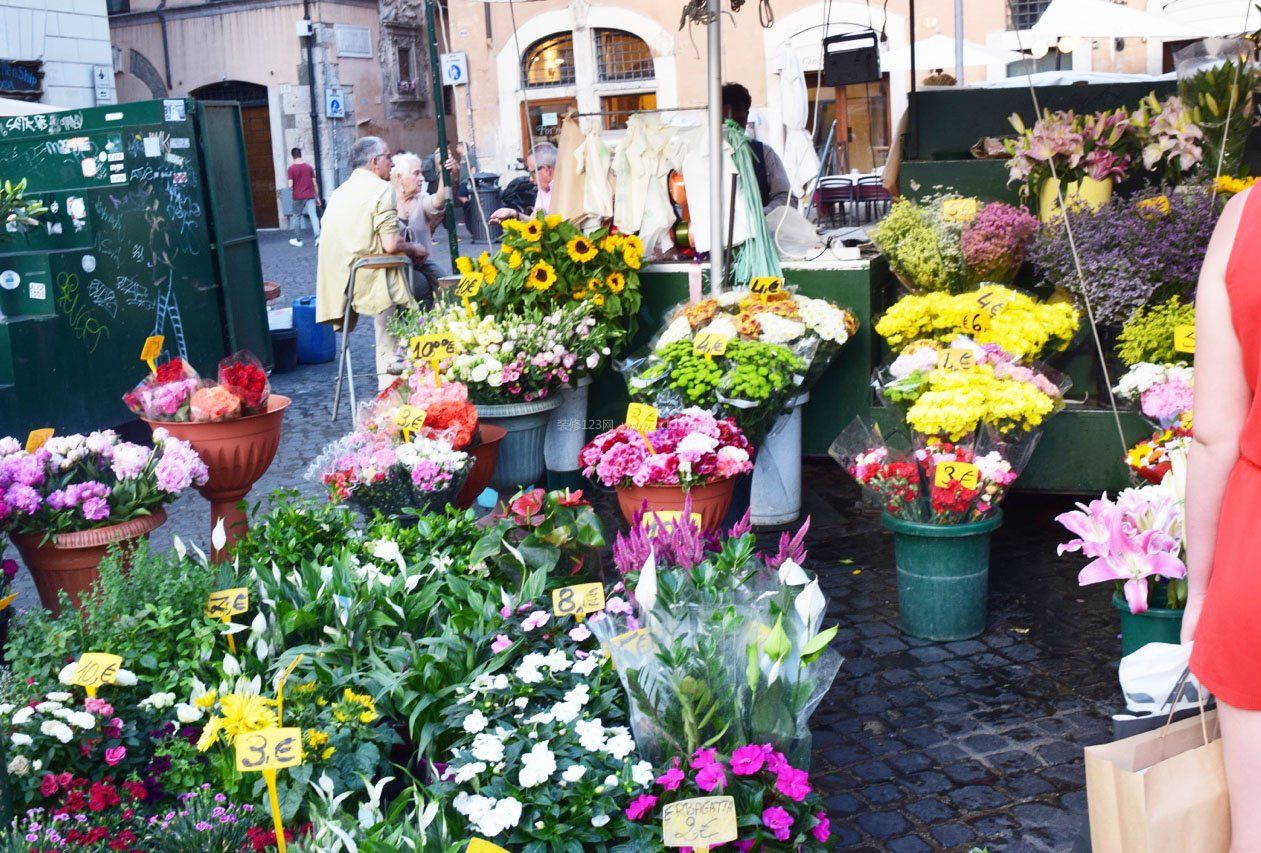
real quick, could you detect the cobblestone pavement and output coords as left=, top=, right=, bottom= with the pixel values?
left=7, top=229, right=1121, bottom=852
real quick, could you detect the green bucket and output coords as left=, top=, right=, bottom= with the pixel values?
left=1112, top=590, right=1184, bottom=657
left=882, top=511, right=1004, bottom=641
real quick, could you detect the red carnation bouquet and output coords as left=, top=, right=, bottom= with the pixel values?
left=217, top=350, right=270, bottom=415
left=123, top=349, right=271, bottom=422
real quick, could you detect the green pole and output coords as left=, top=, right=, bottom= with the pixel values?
left=425, top=0, right=461, bottom=271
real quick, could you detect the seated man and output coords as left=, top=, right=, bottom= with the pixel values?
left=490, top=141, right=558, bottom=222
left=316, top=136, right=428, bottom=390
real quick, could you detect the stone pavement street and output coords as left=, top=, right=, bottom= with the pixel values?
left=6, top=228, right=1124, bottom=851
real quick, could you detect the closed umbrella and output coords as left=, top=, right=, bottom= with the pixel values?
left=1031, top=0, right=1200, bottom=39
left=778, top=46, right=822, bottom=198
left=881, top=35, right=1022, bottom=71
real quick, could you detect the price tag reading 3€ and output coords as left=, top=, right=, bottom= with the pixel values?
left=662, top=796, right=739, bottom=848
left=626, top=403, right=659, bottom=434
left=934, top=461, right=981, bottom=490
left=205, top=588, right=249, bottom=620
left=552, top=582, right=605, bottom=618
left=1174, top=325, right=1196, bottom=355
left=235, top=727, right=304, bottom=772
left=394, top=405, right=427, bottom=442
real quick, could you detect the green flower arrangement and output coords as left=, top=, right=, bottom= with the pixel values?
left=871, top=199, right=966, bottom=293
left=1117, top=296, right=1195, bottom=367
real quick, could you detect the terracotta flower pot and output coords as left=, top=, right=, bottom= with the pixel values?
left=615, top=478, right=737, bottom=532
left=9, top=509, right=167, bottom=616
left=143, top=395, right=290, bottom=561
left=457, top=425, right=507, bottom=509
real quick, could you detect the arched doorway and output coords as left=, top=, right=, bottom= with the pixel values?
left=190, top=81, right=278, bottom=228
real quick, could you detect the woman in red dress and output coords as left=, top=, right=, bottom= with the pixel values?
left=1187, top=185, right=1261, bottom=847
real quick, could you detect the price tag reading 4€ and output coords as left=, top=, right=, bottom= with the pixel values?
left=626, top=402, right=659, bottom=434
left=975, top=286, right=1010, bottom=317
left=934, top=461, right=981, bottom=490
left=552, top=582, right=605, bottom=618
left=205, top=588, right=249, bottom=620
left=1174, top=325, right=1196, bottom=354
left=662, top=796, right=739, bottom=848
left=692, top=332, right=729, bottom=359
left=936, top=348, right=975, bottom=371
left=750, top=276, right=783, bottom=298
left=235, top=727, right=304, bottom=772
left=72, top=653, right=122, bottom=689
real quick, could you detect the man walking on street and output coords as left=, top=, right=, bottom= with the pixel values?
left=287, top=147, right=321, bottom=247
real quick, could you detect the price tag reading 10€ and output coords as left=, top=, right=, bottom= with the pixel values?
left=456, top=273, right=483, bottom=299
left=662, top=796, right=739, bottom=848
left=552, top=582, right=605, bottom=618
left=408, top=334, right=458, bottom=362
left=72, top=653, right=122, bottom=689
left=235, top=727, right=304, bottom=772
left=934, top=461, right=981, bottom=490
left=626, top=402, right=659, bottom=434
left=205, top=588, right=249, bottom=620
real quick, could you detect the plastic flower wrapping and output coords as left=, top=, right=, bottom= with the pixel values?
left=122, top=358, right=202, bottom=422
left=216, top=350, right=270, bottom=415
left=831, top=419, right=1037, bottom=524
left=1113, top=362, right=1194, bottom=429
left=123, top=350, right=270, bottom=423
left=0, top=430, right=207, bottom=535
left=579, top=409, right=754, bottom=489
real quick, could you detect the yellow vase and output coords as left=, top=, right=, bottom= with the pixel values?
left=1038, top=176, right=1114, bottom=222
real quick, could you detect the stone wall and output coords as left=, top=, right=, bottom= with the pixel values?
left=0, top=0, right=116, bottom=108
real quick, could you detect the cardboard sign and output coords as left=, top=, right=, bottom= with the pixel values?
left=552, top=582, right=605, bottom=618
left=749, top=276, right=783, bottom=297
left=234, top=727, right=304, bottom=772
left=662, top=796, right=739, bottom=847
left=936, top=348, right=975, bottom=371
left=25, top=428, right=54, bottom=452
left=456, top=274, right=483, bottom=299
left=933, top=461, right=981, bottom=490
left=641, top=510, right=702, bottom=534
left=692, top=332, right=729, bottom=358
left=408, top=334, right=458, bottom=362
left=626, top=403, right=659, bottom=435
left=975, top=286, right=1009, bottom=317
left=942, top=197, right=979, bottom=223
left=1174, top=325, right=1196, bottom=355
left=140, top=335, right=164, bottom=372
left=394, top=405, right=427, bottom=442
left=72, top=653, right=122, bottom=689
left=205, top=588, right=249, bottom=620
left=960, top=311, right=991, bottom=335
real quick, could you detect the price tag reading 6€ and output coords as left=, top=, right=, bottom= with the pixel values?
left=626, top=402, right=659, bottom=434
left=205, top=588, right=249, bottom=620
left=552, top=582, right=605, bottom=618
left=72, top=653, right=122, bottom=689
left=934, top=461, right=981, bottom=490
left=235, top=727, right=304, bottom=772
left=662, top=796, right=739, bottom=848
left=960, top=311, right=991, bottom=335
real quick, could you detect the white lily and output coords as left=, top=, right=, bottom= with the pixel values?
left=777, top=558, right=810, bottom=587
left=795, top=578, right=826, bottom=639
left=211, top=518, right=227, bottom=553
left=635, top=549, right=657, bottom=613
left=172, top=536, right=186, bottom=561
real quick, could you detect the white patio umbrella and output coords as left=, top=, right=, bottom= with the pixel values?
left=1031, top=0, right=1200, bottom=40
left=0, top=97, right=67, bottom=117
left=881, top=35, right=1022, bottom=71
left=778, top=46, right=822, bottom=198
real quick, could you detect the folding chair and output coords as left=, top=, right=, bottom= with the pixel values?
left=331, top=254, right=411, bottom=422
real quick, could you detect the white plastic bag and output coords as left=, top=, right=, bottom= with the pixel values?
left=1118, top=642, right=1203, bottom=715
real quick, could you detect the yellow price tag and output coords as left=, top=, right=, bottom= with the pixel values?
left=72, top=653, right=122, bottom=690
left=456, top=274, right=483, bottom=299
left=552, top=582, right=605, bottom=618
left=942, top=197, right=979, bottom=223
left=25, top=428, right=54, bottom=452
left=749, top=276, right=783, bottom=298
left=408, top=333, right=458, bottom=362
left=234, top=727, right=304, bottom=772
left=626, top=402, right=659, bottom=435
left=609, top=627, right=654, bottom=656
left=662, top=796, right=739, bottom=848
left=975, top=286, right=1009, bottom=317
left=960, top=311, right=991, bottom=335
left=205, top=588, right=249, bottom=620
left=140, top=335, right=164, bottom=372
left=274, top=653, right=306, bottom=725
left=936, top=348, right=976, bottom=371
left=641, top=510, right=702, bottom=534
left=394, top=405, right=427, bottom=442
left=0, top=592, right=18, bottom=613
left=467, top=841, right=510, bottom=853
left=933, top=461, right=981, bottom=490
left=692, top=332, right=729, bottom=359
left=1174, top=325, right=1196, bottom=354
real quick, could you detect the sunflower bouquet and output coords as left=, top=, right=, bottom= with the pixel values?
left=457, top=213, right=643, bottom=339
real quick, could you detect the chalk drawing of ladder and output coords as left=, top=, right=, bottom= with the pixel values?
left=151, top=274, right=188, bottom=359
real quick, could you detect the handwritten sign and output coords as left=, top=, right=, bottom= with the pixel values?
left=466, top=841, right=510, bottom=853
left=960, top=311, right=991, bottom=335
left=933, top=461, right=981, bottom=490
left=626, top=403, right=659, bottom=435
left=72, top=653, right=121, bottom=690
left=609, top=627, right=654, bottom=656
left=140, top=335, right=164, bottom=373
left=205, top=588, right=249, bottom=620
left=641, top=510, right=702, bottom=534
left=552, top=583, right=605, bottom=618
left=975, top=286, right=1009, bottom=317
left=1174, top=325, right=1196, bottom=355
left=234, top=727, right=304, bottom=772
left=749, top=276, right=783, bottom=298
left=408, top=333, right=458, bottom=362
left=456, top=274, right=483, bottom=299
left=936, top=348, right=975, bottom=371
left=692, top=332, right=729, bottom=359
left=25, top=428, right=54, bottom=452
left=942, top=197, right=979, bottom=223
left=662, top=796, right=739, bottom=848
left=394, top=405, right=427, bottom=442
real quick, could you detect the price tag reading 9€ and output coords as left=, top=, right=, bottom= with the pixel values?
left=235, top=727, right=304, bottom=772
left=1174, top=325, right=1196, bottom=354
left=626, top=402, right=659, bottom=435
left=552, top=582, right=606, bottom=618
left=662, top=796, right=739, bottom=848
left=934, top=461, right=981, bottom=490
left=960, top=310, right=991, bottom=335
left=205, top=588, right=249, bottom=620
left=936, top=348, right=975, bottom=371
left=692, top=332, right=729, bottom=359
left=72, top=653, right=122, bottom=689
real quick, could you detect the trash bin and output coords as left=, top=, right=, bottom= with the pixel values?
left=293, top=296, right=335, bottom=364
left=465, top=172, right=503, bottom=243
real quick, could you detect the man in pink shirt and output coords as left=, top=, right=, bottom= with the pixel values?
left=287, top=147, right=322, bottom=247
left=490, top=141, right=556, bottom=223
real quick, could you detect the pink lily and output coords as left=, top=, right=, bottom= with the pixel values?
left=1077, top=512, right=1186, bottom=614
left=1055, top=495, right=1116, bottom=558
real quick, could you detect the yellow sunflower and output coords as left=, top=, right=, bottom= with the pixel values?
left=482, top=264, right=498, bottom=285
left=544, top=214, right=563, bottom=228
left=1136, top=195, right=1171, bottom=218
left=586, top=277, right=602, bottom=292
left=601, top=234, right=623, bottom=253
left=455, top=256, right=474, bottom=275
left=606, top=272, right=626, bottom=293
left=507, top=249, right=524, bottom=270
left=573, top=287, right=588, bottom=300
left=478, top=251, right=491, bottom=267
left=567, top=236, right=598, bottom=263
left=622, top=234, right=644, bottom=255
left=591, top=293, right=606, bottom=307
left=501, top=219, right=524, bottom=233
left=529, top=261, right=557, bottom=291
left=623, top=247, right=642, bottom=270
left=522, top=220, right=543, bottom=242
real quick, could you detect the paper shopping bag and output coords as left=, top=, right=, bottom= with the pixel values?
left=1086, top=709, right=1230, bottom=853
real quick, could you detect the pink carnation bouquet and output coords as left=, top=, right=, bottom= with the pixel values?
left=580, top=409, right=754, bottom=489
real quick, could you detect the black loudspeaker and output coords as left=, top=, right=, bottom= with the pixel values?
left=822, top=31, right=881, bottom=86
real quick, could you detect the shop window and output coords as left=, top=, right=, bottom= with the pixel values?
left=523, top=34, right=576, bottom=88
left=384, top=23, right=423, bottom=102
left=595, top=29, right=654, bottom=83
left=600, top=92, right=656, bottom=130
left=1008, top=0, right=1051, bottom=31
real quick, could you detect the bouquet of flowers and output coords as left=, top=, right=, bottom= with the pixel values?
left=122, top=358, right=202, bottom=422
left=1130, top=92, right=1204, bottom=184
left=0, top=430, right=207, bottom=536
left=1177, top=39, right=1258, bottom=179
left=123, top=350, right=272, bottom=423
left=580, top=409, right=753, bottom=489
left=960, top=202, right=1040, bottom=286
left=871, top=198, right=967, bottom=292
left=358, top=379, right=481, bottom=450
left=1114, top=362, right=1194, bottom=428
left=216, top=350, right=270, bottom=415
left=1117, top=296, right=1196, bottom=367
left=1127, top=419, right=1193, bottom=484
left=1005, top=107, right=1137, bottom=199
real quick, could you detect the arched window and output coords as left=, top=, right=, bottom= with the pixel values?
left=522, top=33, right=576, bottom=88
left=594, top=29, right=654, bottom=83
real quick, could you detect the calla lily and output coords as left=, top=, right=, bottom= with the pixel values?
left=211, top=518, right=227, bottom=553
left=795, top=579, right=826, bottom=638
left=762, top=616, right=793, bottom=685
left=173, top=536, right=186, bottom=560
left=777, top=559, right=810, bottom=587
left=635, top=549, right=657, bottom=613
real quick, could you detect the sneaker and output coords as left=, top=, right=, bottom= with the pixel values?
left=315, top=236, right=321, bottom=246
left=289, top=238, right=304, bottom=247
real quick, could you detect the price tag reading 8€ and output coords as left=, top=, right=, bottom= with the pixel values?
left=1174, top=325, right=1196, bottom=355
left=72, top=653, right=122, bottom=689
left=936, top=348, right=975, bottom=371
left=235, top=727, right=304, bottom=772
left=552, top=582, right=606, bottom=618
left=205, top=588, right=249, bottom=620
left=662, top=796, right=739, bottom=848
left=934, top=461, right=981, bottom=490
left=692, top=332, right=729, bottom=359
left=626, top=402, right=659, bottom=435
left=960, top=310, right=991, bottom=335
left=394, top=405, right=427, bottom=442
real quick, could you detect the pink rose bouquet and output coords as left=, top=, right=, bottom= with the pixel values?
left=580, top=409, right=753, bottom=489
left=122, top=358, right=202, bottom=422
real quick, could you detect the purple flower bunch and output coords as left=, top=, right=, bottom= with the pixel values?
left=961, top=202, right=1039, bottom=285
left=1141, top=378, right=1194, bottom=428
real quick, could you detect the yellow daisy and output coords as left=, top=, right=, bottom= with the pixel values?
left=623, top=247, right=642, bottom=270
left=455, top=256, right=474, bottom=275
left=218, top=692, right=278, bottom=740
left=606, top=272, right=625, bottom=293
left=528, top=261, right=557, bottom=291
left=522, top=220, right=543, bottom=242
left=567, top=236, right=598, bottom=263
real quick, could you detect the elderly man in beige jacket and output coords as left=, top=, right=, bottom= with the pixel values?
left=316, top=136, right=428, bottom=390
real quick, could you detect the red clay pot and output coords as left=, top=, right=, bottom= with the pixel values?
left=143, top=395, right=290, bottom=561
left=615, top=478, right=737, bottom=532
left=457, top=425, right=507, bottom=509
left=10, top=509, right=167, bottom=615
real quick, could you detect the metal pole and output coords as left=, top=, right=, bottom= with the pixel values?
left=953, top=0, right=964, bottom=84
left=425, top=0, right=461, bottom=269
left=909, top=0, right=917, bottom=96
left=302, top=0, right=325, bottom=206
left=707, top=0, right=724, bottom=295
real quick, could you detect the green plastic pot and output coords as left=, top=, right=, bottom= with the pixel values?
left=881, top=511, right=1004, bottom=641
left=1112, top=591, right=1184, bottom=657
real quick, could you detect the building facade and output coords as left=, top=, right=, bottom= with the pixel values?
left=0, top=0, right=116, bottom=108
left=108, top=0, right=443, bottom=229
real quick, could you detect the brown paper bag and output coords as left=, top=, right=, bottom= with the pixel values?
left=1086, top=709, right=1230, bottom=853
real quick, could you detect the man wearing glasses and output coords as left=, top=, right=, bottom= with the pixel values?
left=490, top=141, right=557, bottom=223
